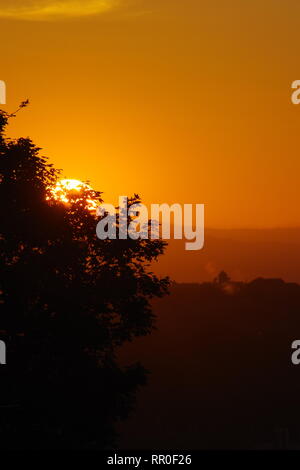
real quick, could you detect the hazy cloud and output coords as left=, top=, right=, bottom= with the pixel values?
left=0, top=0, right=120, bottom=20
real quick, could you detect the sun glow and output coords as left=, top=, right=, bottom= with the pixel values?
left=48, top=178, right=98, bottom=211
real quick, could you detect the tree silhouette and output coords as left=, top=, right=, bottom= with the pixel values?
left=0, top=109, right=169, bottom=449
left=214, top=270, right=231, bottom=285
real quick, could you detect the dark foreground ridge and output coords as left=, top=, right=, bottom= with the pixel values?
left=119, top=276, right=300, bottom=450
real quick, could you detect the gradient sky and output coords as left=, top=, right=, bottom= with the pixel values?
left=1, top=0, right=300, bottom=228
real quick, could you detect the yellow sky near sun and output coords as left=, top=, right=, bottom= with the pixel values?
left=1, top=0, right=300, bottom=228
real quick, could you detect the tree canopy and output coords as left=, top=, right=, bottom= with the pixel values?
left=0, top=109, right=169, bottom=449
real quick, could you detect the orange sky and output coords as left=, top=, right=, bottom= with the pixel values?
left=1, top=0, right=300, bottom=228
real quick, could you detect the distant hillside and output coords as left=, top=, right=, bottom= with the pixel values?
left=118, top=278, right=300, bottom=449
left=153, top=227, right=300, bottom=283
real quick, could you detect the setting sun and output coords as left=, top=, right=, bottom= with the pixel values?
left=48, top=178, right=98, bottom=211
